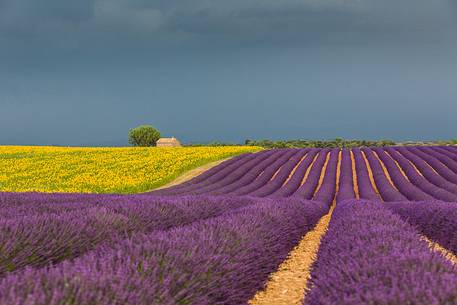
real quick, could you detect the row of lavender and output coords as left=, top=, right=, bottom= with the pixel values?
left=0, top=193, right=259, bottom=276
left=152, top=146, right=457, bottom=203
left=1, top=192, right=457, bottom=304
left=1, top=146, right=457, bottom=303
left=0, top=192, right=329, bottom=304
left=304, top=200, right=457, bottom=305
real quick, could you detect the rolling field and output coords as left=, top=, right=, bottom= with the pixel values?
left=0, top=146, right=261, bottom=193
left=153, top=146, right=457, bottom=202
left=1, top=146, right=457, bottom=304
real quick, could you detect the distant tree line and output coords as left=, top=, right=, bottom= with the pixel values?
left=243, top=138, right=397, bottom=148
left=186, top=138, right=457, bottom=148
left=396, top=139, right=457, bottom=146
left=186, top=138, right=396, bottom=148
left=127, top=124, right=457, bottom=148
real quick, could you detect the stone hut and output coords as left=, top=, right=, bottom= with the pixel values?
left=156, top=137, right=182, bottom=147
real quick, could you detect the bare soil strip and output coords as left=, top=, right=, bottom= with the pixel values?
left=383, top=150, right=414, bottom=180
left=389, top=150, right=425, bottom=177
left=270, top=167, right=283, bottom=181
left=248, top=205, right=335, bottom=305
left=249, top=151, right=341, bottom=305
left=407, top=158, right=425, bottom=177
left=256, top=171, right=265, bottom=180
left=368, top=152, right=457, bottom=264
left=332, top=150, right=341, bottom=201
left=418, top=153, right=440, bottom=174
left=361, top=150, right=382, bottom=194
left=422, top=236, right=457, bottom=265
left=282, top=153, right=308, bottom=186
left=350, top=150, right=360, bottom=199
left=152, top=157, right=232, bottom=191
left=313, top=151, right=331, bottom=196
left=370, top=150, right=399, bottom=190
left=300, top=153, right=320, bottom=187
left=370, top=152, right=457, bottom=265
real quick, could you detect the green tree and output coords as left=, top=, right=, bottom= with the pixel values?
left=128, top=125, right=161, bottom=147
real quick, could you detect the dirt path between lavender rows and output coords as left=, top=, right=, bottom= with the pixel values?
left=150, top=157, right=233, bottom=192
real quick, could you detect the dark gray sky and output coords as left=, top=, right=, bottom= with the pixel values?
left=1, top=0, right=457, bottom=145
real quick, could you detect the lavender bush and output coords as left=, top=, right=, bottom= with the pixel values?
left=270, top=149, right=319, bottom=198
left=384, top=147, right=457, bottom=201
left=395, top=147, right=457, bottom=195
left=312, top=149, right=339, bottom=205
left=335, top=149, right=356, bottom=202
left=386, top=200, right=457, bottom=255
left=250, top=149, right=308, bottom=197
left=150, top=153, right=253, bottom=195
left=304, top=200, right=457, bottom=305
left=292, top=148, right=331, bottom=199
left=420, top=147, right=457, bottom=175
left=408, top=147, right=457, bottom=185
left=3, top=146, right=457, bottom=304
left=190, top=150, right=282, bottom=195
left=351, top=148, right=379, bottom=200
left=229, top=149, right=299, bottom=196
left=0, top=194, right=257, bottom=276
left=0, top=198, right=328, bottom=305
left=361, top=148, right=407, bottom=201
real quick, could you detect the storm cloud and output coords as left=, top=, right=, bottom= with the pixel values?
left=1, top=0, right=456, bottom=145
left=1, top=0, right=455, bottom=46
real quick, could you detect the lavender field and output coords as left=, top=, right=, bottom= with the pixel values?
left=2, top=146, right=457, bottom=304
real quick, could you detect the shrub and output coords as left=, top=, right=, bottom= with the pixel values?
left=243, top=138, right=397, bottom=149
left=128, top=125, right=161, bottom=147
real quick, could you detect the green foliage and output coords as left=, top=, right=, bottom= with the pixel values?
left=439, top=139, right=457, bottom=145
left=128, top=125, right=161, bottom=147
left=244, top=138, right=397, bottom=149
left=185, top=138, right=457, bottom=148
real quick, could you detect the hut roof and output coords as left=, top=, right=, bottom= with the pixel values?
left=157, top=137, right=179, bottom=142
left=157, top=137, right=182, bottom=146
